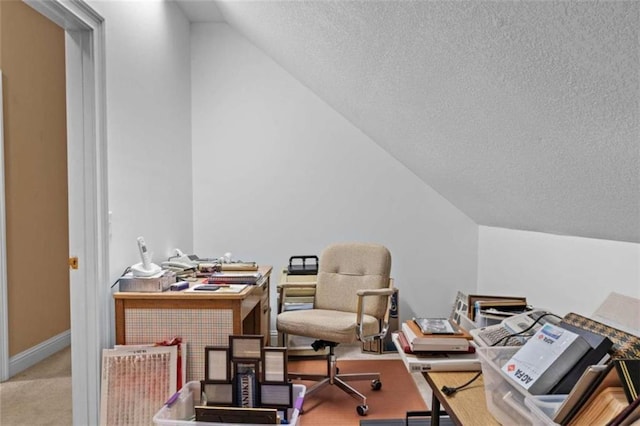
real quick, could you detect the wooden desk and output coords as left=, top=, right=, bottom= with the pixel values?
left=114, top=265, right=272, bottom=382
left=423, top=371, right=499, bottom=426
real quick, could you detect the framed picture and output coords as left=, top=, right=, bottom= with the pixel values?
left=201, top=380, right=234, bottom=406
left=259, top=383, right=293, bottom=412
left=262, top=347, right=287, bottom=384
left=195, top=406, right=278, bottom=424
left=230, top=335, right=263, bottom=360
left=467, top=294, right=527, bottom=321
left=204, top=347, right=230, bottom=382
left=450, top=291, right=469, bottom=326
left=233, top=360, right=260, bottom=408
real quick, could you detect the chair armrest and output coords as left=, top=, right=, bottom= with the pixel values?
left=355, top=283, right=395, bottom=342
left=356, top=288, right=395, bottom=297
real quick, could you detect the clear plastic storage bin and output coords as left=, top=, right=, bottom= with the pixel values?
left=524, top=395, right=567, bottom=426
left=477, top=346, right=534, bottom=425
left=153, top=381, right=305, bottom=426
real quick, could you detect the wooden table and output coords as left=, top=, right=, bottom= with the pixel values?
left=114, top=265, right=272, bottom=382
left=423, top=371, right=500, bottom=426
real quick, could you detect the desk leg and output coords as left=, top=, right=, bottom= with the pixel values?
left=431, top=393, right=440, bottom=426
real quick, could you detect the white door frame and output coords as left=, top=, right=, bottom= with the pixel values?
left=0, top=73, right=6, bottom=380
left=0, top=1, right=109, bottom=424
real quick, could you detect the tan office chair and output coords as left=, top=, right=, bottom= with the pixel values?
left=276, top=242, right=394, bottom=416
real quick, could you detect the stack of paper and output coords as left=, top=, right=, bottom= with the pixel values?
left=401, top=319, right=473, bottom=352
left=392, top=333, right=480, bottom=372
left=208, top=272, right=263, bottom=285
left=219, top=262, right=259, bottom=271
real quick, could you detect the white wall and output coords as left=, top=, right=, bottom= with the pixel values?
left=478, top=226, right=640, bottom=317
left=88, top=0, right=194, bottom=284
left=190, top=23, right=479, bottom=325
left=81, top=3, right=639, bottom=336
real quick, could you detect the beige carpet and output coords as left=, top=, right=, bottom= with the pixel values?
left=0, top=346, right=72, bottom=426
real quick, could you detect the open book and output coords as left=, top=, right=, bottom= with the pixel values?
left=413, top=317, right=460, bottom=334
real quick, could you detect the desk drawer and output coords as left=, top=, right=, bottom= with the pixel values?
left=261, top=290, right=269, bottom=305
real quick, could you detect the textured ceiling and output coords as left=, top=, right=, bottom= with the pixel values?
left=173, top=0, right=224, bottom=22
left=178, top=0, right=639, bottom=243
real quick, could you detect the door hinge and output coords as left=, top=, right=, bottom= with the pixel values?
left=69, top=257, right=79, bottom=270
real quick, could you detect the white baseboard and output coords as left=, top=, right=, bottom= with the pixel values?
left=8, top=330, right=70, bottom=378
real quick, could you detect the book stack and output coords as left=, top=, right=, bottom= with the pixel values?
left=400, top=318, right=474, bottom=354
left=196, top=262, right=259, bottom=276
left=207, top=271, right=263, bottom=285
left=218, top=262, right=259, bottom=271
left=394, top=318, right=480, bottom=372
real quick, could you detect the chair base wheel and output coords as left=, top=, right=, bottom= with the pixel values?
left=371, top=379, right=382, bottom=390
left=357, top=405, right=368, bottom=416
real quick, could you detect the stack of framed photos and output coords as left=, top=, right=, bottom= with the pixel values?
left=197, top=335, right=293, bottom=424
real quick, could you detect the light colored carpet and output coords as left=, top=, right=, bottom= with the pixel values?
left=0, top=343, right=431, bottom=425
left=0, top=346, right=72, bottom=425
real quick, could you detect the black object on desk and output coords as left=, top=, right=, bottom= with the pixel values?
left=193, top=284, right=220, bottom=291
left=287, top=255, right=319, bottom=275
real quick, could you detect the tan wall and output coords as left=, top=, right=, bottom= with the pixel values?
left=1, top=0, right=69, bottom=356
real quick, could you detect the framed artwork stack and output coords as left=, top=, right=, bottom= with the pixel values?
left=197, top=335, right=293, bottom=423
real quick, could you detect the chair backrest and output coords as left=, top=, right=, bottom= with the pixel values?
left=314, top=243, right=392, bottom=319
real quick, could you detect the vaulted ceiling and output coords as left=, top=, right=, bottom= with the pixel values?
left=176, top=0, right=639, bottom=243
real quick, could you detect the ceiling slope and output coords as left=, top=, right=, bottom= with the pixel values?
left=207, top=0, right=639, bottom=243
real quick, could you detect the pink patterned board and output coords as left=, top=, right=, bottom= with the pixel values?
left=100, top=346, right=176, bottom=426
left=125, top=308, right=234, bottom=382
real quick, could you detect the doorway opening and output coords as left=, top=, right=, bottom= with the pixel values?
left=0, top=1, right=109, bottom=424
